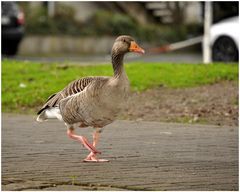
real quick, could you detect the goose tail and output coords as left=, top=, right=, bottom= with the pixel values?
left=36, top=107, right=62, bottom=122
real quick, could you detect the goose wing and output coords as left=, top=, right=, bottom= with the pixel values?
left=37, top=76, right=101, bottom=115
left=58, top=77, right=111, bottom=125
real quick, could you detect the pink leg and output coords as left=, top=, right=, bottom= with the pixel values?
left=83, top=129, right=109, bottom=163
left=67, top=128, right=101, bottom=154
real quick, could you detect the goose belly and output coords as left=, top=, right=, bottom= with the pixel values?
left=59, top=91, right=121, bottom=127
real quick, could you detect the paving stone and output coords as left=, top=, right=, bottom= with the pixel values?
left=2, top=114, right=238, bottom=191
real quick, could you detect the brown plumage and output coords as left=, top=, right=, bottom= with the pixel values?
left=37, top=77, right=96, bottom=115
left=36, top=35, right=145, bottom=162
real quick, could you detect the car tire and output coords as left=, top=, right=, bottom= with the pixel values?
left=212, top=36, right=239, bottom=62
left=2, top=40, right=19, bottom=56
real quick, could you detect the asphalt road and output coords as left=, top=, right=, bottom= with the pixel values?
left=4, top=52, right=202, bottom=65
left=2, top=113, right=238, bottom=191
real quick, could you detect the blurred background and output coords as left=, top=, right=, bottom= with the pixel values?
left=1, top=1, right=239, bottom=63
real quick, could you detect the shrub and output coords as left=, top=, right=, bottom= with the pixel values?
left=21, top=4, right=202, bottom=44
left=23, top=3, right=81, bottom=35
left=82, top=11, right=202, bottom=44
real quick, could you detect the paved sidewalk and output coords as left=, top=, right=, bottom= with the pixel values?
left=2, top=114, right=238, bottom=191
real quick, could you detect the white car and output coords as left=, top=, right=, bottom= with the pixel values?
left=211, top=16, right=239, bottom=62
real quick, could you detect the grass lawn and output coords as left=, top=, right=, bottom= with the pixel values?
left=2, top=59, right=238, bottom=113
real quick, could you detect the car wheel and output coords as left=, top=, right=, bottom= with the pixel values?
left=2, top=40, right=19, bottom=56
left=212, top=36, right=239, bottom=62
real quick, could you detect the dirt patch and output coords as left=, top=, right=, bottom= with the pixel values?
left=122, top=81, right=238, bottom=126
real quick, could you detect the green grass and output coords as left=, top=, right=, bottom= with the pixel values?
left=2, top=59, right=238, bottom=113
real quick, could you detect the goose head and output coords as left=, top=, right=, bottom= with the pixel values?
left=112, top=35, right=145, bottom=55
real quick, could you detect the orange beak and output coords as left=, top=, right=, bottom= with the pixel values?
left=129, top=41, right=145, bottom=54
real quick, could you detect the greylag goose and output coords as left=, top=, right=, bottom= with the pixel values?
left=37, top=35, right=145, bottom=162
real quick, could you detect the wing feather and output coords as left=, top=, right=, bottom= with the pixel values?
left=37, top=76, right=99, bottom=115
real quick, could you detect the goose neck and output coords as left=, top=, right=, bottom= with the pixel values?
left=112, top=51, right=125, bottom=77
